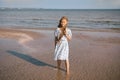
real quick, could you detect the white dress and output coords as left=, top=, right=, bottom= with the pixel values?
left=54, top=28, right=72, bottom=60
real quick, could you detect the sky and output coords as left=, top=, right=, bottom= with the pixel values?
left=0, top=0, right=120, bottom=9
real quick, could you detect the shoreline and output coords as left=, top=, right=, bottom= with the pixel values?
left=1, top=26, right=120, bottom=32
left=1, top=27, right=120, bottom=44
left=0, top=28, right=44, bottom=45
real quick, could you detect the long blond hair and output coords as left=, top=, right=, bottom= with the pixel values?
left=58, top=16, right=68, bottom=28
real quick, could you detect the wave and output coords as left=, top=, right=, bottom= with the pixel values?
left=32, top=18, right=44, bottom=21
left=86, top=19, right=120, bottom=25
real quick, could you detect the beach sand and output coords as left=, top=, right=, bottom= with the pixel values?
left=0, top=27, right=120, bottom=80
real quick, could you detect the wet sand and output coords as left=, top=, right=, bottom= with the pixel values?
left=0, top=27, right=120, bottom=80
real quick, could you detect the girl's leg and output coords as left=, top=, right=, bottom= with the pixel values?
left=57, top=60, right=61, bottom=69
left=65, top=60, right=70, bottom=74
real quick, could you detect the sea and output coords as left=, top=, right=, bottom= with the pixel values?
left=0, top=8, right=120, bottom=29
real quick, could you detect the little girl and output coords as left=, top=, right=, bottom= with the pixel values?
left=54, top=16, right=72, bottom=74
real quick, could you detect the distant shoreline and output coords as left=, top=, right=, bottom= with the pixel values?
left=0, top=7, right=120, bottom=11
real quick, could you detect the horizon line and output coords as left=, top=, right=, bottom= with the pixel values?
left=0, top=7, right=120, bottom=10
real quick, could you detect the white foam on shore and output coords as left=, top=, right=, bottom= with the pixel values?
left=16, top=33, right=36, bottom=52
left=1, top=32, right=34, bottom=44
left=0, top=31, right=36, bottom=52
left=18, top=33, right=33, bottom=44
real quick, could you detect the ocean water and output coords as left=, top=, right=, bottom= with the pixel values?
left=0, top=9, right=120, bottom=29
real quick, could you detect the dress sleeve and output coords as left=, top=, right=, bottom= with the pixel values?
left=54, top=28, right=60, bottom=39
left=67, top=28, right=72, bottom=37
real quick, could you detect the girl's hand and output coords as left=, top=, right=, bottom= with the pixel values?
left=63, top=30, right=67, bottom=35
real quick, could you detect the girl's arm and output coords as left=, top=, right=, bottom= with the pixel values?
left=54, top=37, right=57, bottom=47
left=55, top=33, right=63, bottom=46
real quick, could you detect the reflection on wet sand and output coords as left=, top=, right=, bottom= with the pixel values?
left=56, top=70, right=70, bottom=80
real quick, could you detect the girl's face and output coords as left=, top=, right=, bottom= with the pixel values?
left=61, top=19, right=68, bottom=28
